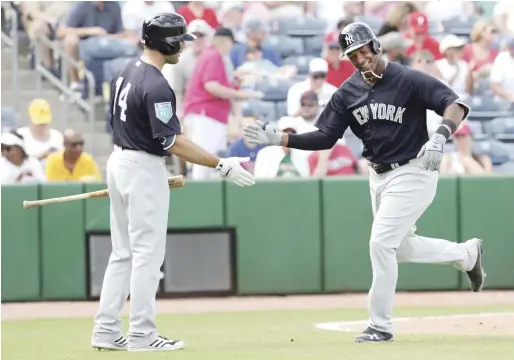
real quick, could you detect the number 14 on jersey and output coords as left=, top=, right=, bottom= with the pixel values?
left=113, top=77, right=132, bottom=122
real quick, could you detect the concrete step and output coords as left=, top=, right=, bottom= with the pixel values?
left=1, top=69, right=55, bottom=92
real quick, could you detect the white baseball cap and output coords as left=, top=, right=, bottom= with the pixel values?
left=277, top=116, right=300, bottom=132
left=309, top=58, right=329, bottom=74
left=188, top=19, right=213, bottom=36
left=439, top=34, right=467, bottom=53
left=1, top=132, right=25, bottom=151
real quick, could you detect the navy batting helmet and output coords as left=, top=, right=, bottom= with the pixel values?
left=339, top=22, right=381, bottom=56
left=141, top=13, right=196, bottom=55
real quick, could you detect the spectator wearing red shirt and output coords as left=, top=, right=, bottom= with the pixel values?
left=183, top=28, right=261, bottom=180
left=405, top=11, right=442, bottom=60
left=177, top=1, right=220, bottom=29
left=308, top=139, right=365, bottom=177
left=461, top=19, right=499, bottom=73
left=325, top=40, right=355, bottom=87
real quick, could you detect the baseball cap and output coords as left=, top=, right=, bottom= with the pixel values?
left=277, top=116, right=300, bottom=132
left=453, top=121, right=472, bottom=137
left=28, top=98, right=52, bottom=125
left=409, top=11, right=429, bottom=34
left=220, top=1, right=244, bottom=13
left=439, top=34, right=467, bottom=53
left=213, top=27, right=235, bottom=42
left=379, top=31, right=408, bottom=51
left=188, top=19, right=213, bottom=36
left=1, top=132, right=26, bottom=151
left=309, top=58, right=328, bottom=75
left=300, top=90, right=319, bottom=105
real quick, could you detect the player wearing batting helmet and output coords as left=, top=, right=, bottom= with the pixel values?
left=243, top=22, right=485, bottom=343
left=91, top=13, right=255, bottom=352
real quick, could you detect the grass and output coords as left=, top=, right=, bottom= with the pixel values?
left=2, top=305, right=514, bottom=360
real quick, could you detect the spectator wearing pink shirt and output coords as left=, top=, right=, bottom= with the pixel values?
left=183, top=28, right=262, bottom=180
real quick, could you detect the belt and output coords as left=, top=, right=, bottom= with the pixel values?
left=369, top=160, right=410, bottom=174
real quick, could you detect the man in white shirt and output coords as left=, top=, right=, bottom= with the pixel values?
left=122, top=0, right=176, bottom=41
left=435, top=34, right=470, bottom=100
left=490, top=38, right=514, bottom=102
left=16, top=99, right=64, bottom=164
left=1, top=132, right=46, bottom=185
left=286, top=58, right=337, bottom=117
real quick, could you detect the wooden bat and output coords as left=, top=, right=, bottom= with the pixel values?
left=22, top=175, right=185, bottom=210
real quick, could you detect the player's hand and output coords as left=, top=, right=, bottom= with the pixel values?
left=243, top=120, right=282, bottom=146
left=216, top=157, right=256, bottom=187
left=417, top=133, right=446, bottom=171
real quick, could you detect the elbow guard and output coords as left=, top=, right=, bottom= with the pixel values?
left=159, top=135, right=176, bottom=150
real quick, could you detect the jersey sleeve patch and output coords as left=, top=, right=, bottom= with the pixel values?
left=154, top=102, right=174, bottom=124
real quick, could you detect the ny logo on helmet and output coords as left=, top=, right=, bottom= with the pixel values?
left=345, top=34, right=355, bottom=46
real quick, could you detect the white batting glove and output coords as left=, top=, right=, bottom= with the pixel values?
left=243, top=120, right=282, bottom=146
left=417, top=133, right=446, bottom=171
left=215, top=157, right=256, bottom=187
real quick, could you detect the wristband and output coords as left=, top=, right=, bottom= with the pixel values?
left=435, top=119, right=458, bottom=141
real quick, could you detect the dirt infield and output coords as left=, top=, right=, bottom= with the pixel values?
left=3, top=291, right=514, bottom=336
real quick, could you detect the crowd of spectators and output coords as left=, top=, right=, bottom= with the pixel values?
left=2, top=1, right=514, bottom=184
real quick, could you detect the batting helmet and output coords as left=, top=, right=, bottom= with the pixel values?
left=339, top=22, right=381, bottom=56
left=141, top=13, right=196, bottom=55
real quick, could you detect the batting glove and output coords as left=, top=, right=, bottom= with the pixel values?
left=417, top=133, right=446, bottom=171
left=216, top=157, right=256, bottom=187
left=243, top=120, right=282, bottom=146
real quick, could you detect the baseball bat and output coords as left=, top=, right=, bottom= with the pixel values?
left=22, top=175, right=185, bottom=210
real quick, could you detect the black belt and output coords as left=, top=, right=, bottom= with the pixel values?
left=369, top=160, right=410, bottom=174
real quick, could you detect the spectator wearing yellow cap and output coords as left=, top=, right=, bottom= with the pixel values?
left=1, top=131, right=46, bottom=185
left=16, top=99, right=64, bottom=164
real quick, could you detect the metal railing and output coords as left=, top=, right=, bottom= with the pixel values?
left=1, top=4, right=19, bottom=113
left=33, top=35, right=96, bottom=154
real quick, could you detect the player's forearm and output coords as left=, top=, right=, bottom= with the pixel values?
left=435, top=103, right=466, bottom=141
left=168, top=135, right=219, bottom=168
left=281, top=130, right=338, bottom=150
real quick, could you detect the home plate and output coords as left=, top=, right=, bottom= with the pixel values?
left=315, top=312, right=514, bottom=336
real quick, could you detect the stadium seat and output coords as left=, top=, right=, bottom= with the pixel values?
left=1, top=107, right=17, bottom=133
left=275, top=101, right=287, bottom=118
left=263, top=35, right=304, bottom=58
left=483, top=117, right=514, bottom=140
left=303, top=35, right=325, bottom=56
left=343, top=131, right=363, bottom=158
left=472, top=139, right=511, bottom=165
left=271, top=17, right=327, bottom=37
left=493, top=161, right=514, bottom=173
left=353, top=15, right=384, bottom=34
left=468, top=120, right=484, bottom=137
left=282, top=55, right=317, bottom=75
left=242, top=100, right=277, bottom=122
left=442, top=15, right=479, bottom=37
left=464, top=96, right=513, bottom=121
left=473, top=78, right=494, bottom=96
left=256, top=78, right=294, bottom=102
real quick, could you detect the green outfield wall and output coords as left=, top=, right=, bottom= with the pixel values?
left=2, top=176, right=513, bottom=302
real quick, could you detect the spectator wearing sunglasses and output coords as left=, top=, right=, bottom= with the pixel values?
left=45, top=129, right=102, bottom=182
left=1, top=131, right=46, bottom=185
left=286, top=58, right=337, bottom=117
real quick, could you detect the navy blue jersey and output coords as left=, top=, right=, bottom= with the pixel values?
left=315, top=62, right=469, bottom=164
left=110, top=59, right=182, bottom=156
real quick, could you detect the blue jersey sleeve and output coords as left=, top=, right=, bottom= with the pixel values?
left=314, top=89, right=350, bottom=139
left=410, top=69, right=469, bottom=119
left=144, top=80, right=182, bottom=139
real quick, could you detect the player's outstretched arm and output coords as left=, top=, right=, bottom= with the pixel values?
left=168, top=135, right=255, bottom=187
left=243, top=121, right=338, bottom=151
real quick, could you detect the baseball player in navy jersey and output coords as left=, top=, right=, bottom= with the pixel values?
left=91, top=13, right=255, bottom=352
left=243, top=22, right=486, bottom=343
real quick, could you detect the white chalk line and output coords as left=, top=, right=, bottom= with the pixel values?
left=315, top=312, right=514, bottom=332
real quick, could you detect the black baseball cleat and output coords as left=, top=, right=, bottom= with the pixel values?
left=466, top=238, right=486, bottom=292
left=354, top=327, right=394, bottom=343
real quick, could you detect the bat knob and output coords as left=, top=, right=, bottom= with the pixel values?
left=23, top=201, right=30, bottom=209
